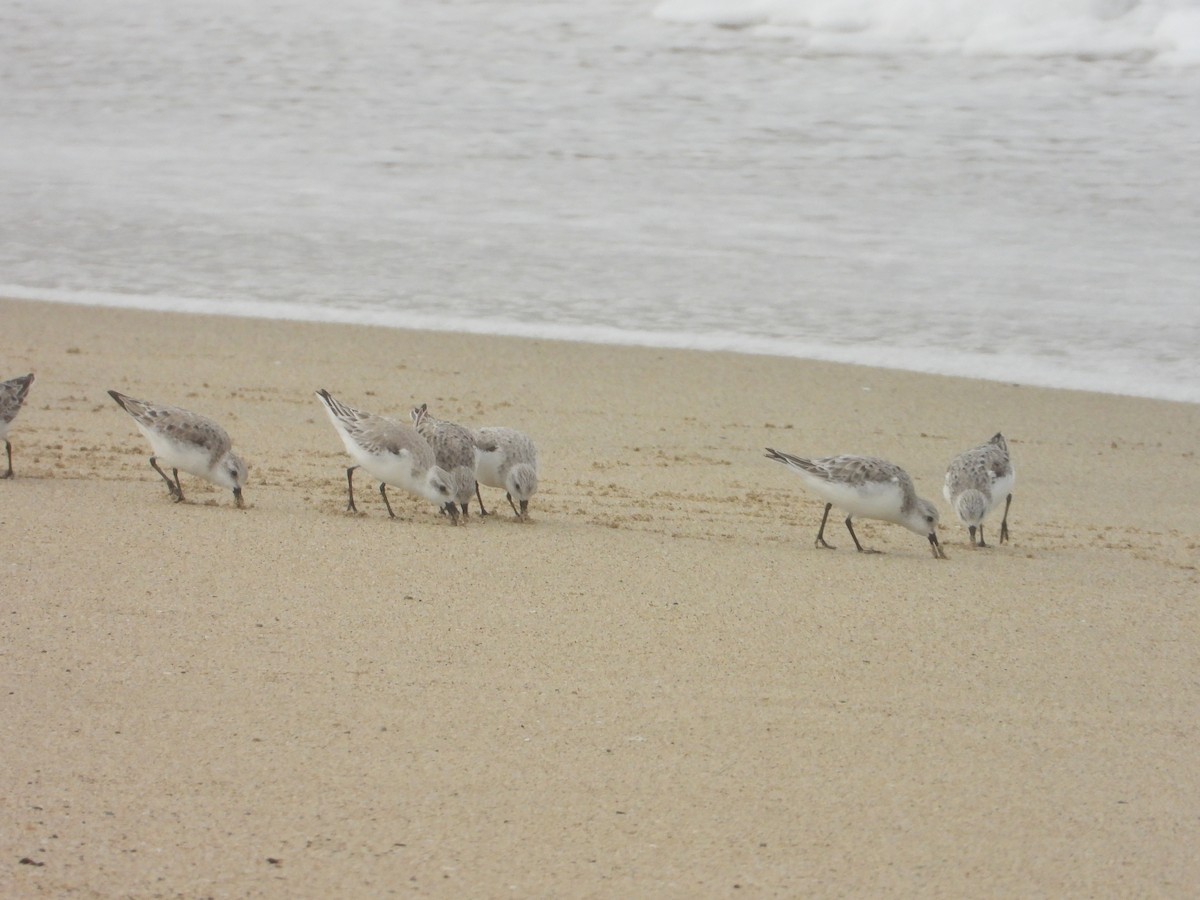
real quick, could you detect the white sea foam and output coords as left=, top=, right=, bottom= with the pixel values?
left=653, top=0, right=1200, bottom=63
left=6, top=285, right=1196, bottom=404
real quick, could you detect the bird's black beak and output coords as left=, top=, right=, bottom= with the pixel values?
left=233, top=486, right=244, bottom=509
left=929, top=532, right=947, bottom=559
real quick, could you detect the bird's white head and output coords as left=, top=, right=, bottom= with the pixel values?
left=507, top=464, right=538, bottom=518
left=907, top=498, right=946, bottom=559
left=953, top=488, right=988, bottom=528
left=216, top=451, right=248, bottom=507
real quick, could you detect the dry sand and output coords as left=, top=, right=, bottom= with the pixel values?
left=2, top=296, right=1198, bottom=897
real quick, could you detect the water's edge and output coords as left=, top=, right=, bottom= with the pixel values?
left=6, top=286, right=1193, bottom=406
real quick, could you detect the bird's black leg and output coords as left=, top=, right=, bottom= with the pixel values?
left=475, top=483, right=490, bottom=516
left=506, top=491, right=521, bottom=519
left=149, top=456, right=183, bottom=501
left=814, top=502, right=836, bottom=549
left=2, top=439, right=12, bottom=478
left=844, top=516, right=878, bottom=554
left=379, top=482, right=397, bottom=519
left=172, top=469, right=183, bottom=499
left=345, top=465, right=359, bottom=512
left=969, top=524, right=986, bottom=547
left=1000, top=494, right=1012, bottom=543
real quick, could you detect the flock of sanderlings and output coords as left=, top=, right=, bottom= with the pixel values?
left=3, top=371, right=1014, bottom=557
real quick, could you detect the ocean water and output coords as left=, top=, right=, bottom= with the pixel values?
left=2, top=0, right=1198, bottom=403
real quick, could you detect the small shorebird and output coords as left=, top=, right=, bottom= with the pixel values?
left=316, top=390, right=458, bottom=523
left=765, top=447, right=947, bottom=559
left=943, top=432, right=1015, bottom=547
left=108, top=389, right=247, bottom=507
left=472, top=425, right=539, bottom=521
left=1, top=372, right=34, bottom=479
left=410, top=403, right=477, bottom=519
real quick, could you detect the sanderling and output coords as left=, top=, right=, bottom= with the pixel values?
left=316, top=390, right=458, bottom=523
left=108, top=389, right=247, bottom=507
left=1, top=373, right=34, bottom=479
left=472, top=425, right=539, bottom=521
left=943, top=432, right=1015, bottom=547
left=765, top=448, right=947, bottom=559
left=410, top=403, right=477, bottom=518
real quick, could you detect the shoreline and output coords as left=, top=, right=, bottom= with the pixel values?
left=4, top=286, right=1195, bottom=406
left=3, top=296, right=1199, bottom=896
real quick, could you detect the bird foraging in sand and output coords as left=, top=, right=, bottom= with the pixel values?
left=765, top=447, right=946, bottom=559
left=108, top=389, right=248, bottom=507
left=944, top=432, right=1015, bottom=547
left=410, top=403, right=478, bottom=520
left=1, top=372, right=35, bottom=479
left=316, top=390, right=458, bottom=523
left=472, top=425, right=539, bottom=521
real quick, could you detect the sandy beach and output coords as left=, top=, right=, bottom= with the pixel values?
left=2, top=296, right=1198, bottom=897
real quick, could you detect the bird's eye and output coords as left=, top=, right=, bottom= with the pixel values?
left=925, top=515, right=934, bottom=523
